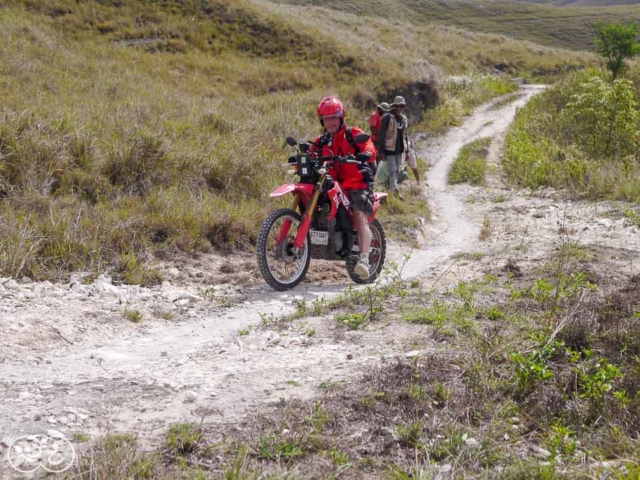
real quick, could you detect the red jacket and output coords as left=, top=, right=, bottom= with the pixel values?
left=311, top=125, right=377, bottom=191
left=369, top=111, right=382, bottom=144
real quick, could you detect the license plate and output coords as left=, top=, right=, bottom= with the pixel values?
left=309, top=230, right=329, bottom=245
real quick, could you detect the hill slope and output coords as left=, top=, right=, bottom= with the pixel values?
left=0, top=0, right=593, bottom=281
left=270, top=0, right=640, bottom=49
left=515, top=0, right=640, bottom=6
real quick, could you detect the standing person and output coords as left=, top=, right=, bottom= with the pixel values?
left=311, top=96, right=377, bottom=279
left=378, top=96, right=409, bottom=195
left=369, top=102, right=390, bottom=159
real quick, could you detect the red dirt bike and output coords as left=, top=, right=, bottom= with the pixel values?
left=257, top=135, right=387, bottom=291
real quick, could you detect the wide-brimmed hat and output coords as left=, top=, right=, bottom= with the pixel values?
left=391, top=95, right=406, bottom=106
left=377, top=102, right=391, bottom=112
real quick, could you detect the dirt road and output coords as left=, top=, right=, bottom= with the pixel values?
left=3, top=85, right=639, bottom=465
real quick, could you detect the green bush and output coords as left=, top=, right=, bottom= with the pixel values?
left=503, top=69, right=640, bottom=201
left=449, top=137, right=491, bottom=185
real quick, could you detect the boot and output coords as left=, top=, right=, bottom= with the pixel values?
left=354, top=253, right=370, bottom=279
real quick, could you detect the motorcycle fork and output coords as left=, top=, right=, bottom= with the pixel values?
left=294, top=174, right=325, bottom=248
left=275, top=197, right=300, bottom=244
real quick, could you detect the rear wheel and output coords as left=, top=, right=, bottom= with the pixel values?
left=346, top=219, right=386, bottom=284
left=257, top=208, right=311, bottom=291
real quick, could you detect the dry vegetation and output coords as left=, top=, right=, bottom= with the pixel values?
left=271, top=0, right=640, bottom=51
left=0, top=0, right=592, bottom=283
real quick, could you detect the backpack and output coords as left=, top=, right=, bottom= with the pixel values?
left=345, top=127, right=360, bottom=154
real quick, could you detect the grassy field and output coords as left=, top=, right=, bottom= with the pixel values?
left=270, top=0, right=640, bottom=50
left=0, top=0, right=594, bottom=282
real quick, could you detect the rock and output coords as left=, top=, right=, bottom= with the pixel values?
left=165, top=289, right=200, bottom=303
left=166, top=268, right=180, bottom=277
left=92, top=384, right=106, bottom=392
left=3, top=279, right=20, bottom=290
left=46, top=429, right=65, bottom=439
left=404, top=350, right=422, bottom=358
left=530, top=445, right=551, bottom=459
left=99, top=283, right=123, bottom=299
left=464, top=437, right=480, bottom=447
left=39, top=384, right=54, bottom=391
left=1, top=437, right=13, bottom=448
left=94, top=274, right=113, bottom=285
left=47, top=417, right=58, bottom=424
left=184, top=391, right=198, bottom=403
left=598, top=218, right=613, bottom=229
left=440, top=464, right=453, bottom=473
left=160, top=351, right=168, bottom=357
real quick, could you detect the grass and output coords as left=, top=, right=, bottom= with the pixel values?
left=269, top=0, right=640, bottom=51
left=449, top=137, right=492, bottom=185
left=377, top=180, right=430, bottom=245
left=0, top=0, right=596, bottom=283
left=123, top=308, right=143, bottom=324
left=69, top=433, right=157, bottom=479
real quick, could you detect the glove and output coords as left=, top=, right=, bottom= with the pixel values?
left=356, top=152, right=371, bottom=163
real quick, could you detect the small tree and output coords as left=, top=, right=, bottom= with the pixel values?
left=595, top=22, right=640, bottom=81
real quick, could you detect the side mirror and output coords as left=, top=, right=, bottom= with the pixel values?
left=354, top=133, right=370, bottom=143
left=285, top=136, right=297, bottom=147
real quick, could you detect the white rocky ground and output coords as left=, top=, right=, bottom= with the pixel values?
left=1, top=86, right=639, bottom=477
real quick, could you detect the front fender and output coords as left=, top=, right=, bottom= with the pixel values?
left=269, top=184, right=296, bottom=197
left=269, top=183, right=314, bottom=198
left=270, top=183, right=315, bottom=207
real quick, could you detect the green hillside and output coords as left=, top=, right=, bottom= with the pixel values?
left=0, top=0, right=593, bottom=281
left=270, top=0, right=640, bottom=50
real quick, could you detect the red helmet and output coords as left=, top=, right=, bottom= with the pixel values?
left=317, top=96, right=344, bottom=118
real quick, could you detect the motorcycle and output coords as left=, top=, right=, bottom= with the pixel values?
left=256, top=134, right=387, bottom=291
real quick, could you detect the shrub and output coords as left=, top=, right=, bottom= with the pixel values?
left=503, top=69, right=640, bottom=201
left=449, top=137, right=491, bottom=185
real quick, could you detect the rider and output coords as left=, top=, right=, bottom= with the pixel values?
left=311, top=96, right=377, bottom=279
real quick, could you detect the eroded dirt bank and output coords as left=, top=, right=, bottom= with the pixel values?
left=2, top=86, right=639, bottom=475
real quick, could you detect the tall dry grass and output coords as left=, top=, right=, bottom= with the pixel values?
left=0, top=0, right=593, bottom=282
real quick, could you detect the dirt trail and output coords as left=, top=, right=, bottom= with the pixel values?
left=403, top=85, right=544, bottom=278
left=11, top=85, right=631, bottom=461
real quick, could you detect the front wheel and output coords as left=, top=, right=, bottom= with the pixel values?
left=257, top=208, right=311, bottom=291
left=346, top=219, right=386, bottom=284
